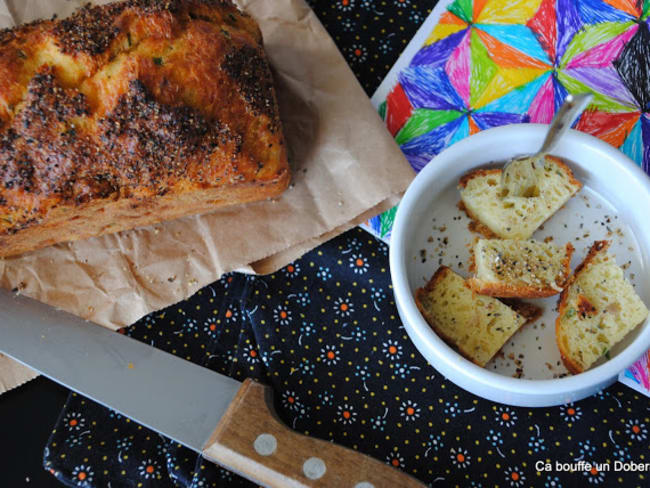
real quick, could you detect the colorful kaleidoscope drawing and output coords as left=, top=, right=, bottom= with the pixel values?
left=365, top=0, right=650, bottom=393
left=365, top=0, right=650, bottom=240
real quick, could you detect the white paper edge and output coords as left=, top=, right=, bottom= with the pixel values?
left=619, top=368, right=650, bottom=396
left=361, top=0, right=453, bottom=244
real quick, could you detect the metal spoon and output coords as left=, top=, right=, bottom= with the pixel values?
left=501, top=93, right=593, bottom=197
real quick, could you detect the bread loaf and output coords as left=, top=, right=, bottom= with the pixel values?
left=0, top=0, right=289, bottom=257
left=415, top=266, right=527, bottom=367
left=556, top=241, right=649, bottom=374
left=459, top=155, right=581, bottom=239
left=467, top=239, right=574, bottom=298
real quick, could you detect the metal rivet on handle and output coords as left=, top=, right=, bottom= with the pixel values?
left=354, top=483, right=375, bottom=488
left=253, top=433, right=277, bottom=456
left=303, top=457, right=326, bottom=480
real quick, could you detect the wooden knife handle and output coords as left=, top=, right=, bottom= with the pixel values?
left=202, top=378, right=424, bottom=488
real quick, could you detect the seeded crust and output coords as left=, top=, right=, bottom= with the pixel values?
left=0, top=0, right=289, bottom=257
left=467, top=242, right=574, bottom=298
left=556, top=240, right=609, bottom=374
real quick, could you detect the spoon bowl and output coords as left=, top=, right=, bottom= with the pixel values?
left=501, top=93, right=593, bottom=197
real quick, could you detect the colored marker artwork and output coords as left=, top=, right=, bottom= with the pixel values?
left=367, top=0, right=650, bottom=395
left=367, top=0, right=650, bottom=240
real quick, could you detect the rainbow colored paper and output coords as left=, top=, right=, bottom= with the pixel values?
left=368, top=0, right=650, bottom=239
left=367, top=0, right=650, bottom=394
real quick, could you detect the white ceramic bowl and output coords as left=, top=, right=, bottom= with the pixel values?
left=390, top=124, right=650, bottom=407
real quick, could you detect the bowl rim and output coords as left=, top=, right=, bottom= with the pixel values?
left=390, top=123, right=650, bottom=398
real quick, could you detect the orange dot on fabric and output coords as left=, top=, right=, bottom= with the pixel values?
left=288, top=396, right=295, bottom=404
left=355, top=49, right=362, bottom=56
left=406, top=407, right=415, bottom=415
left=209, top=324, right=216, bottom=331
left=280, top=311, right=287, bottom=319
left=343, top=410, right=351, bottom=419
left=69, top=419, right=78, bottom=426
left=511, top=472, right=519, bottom=481
left=146, top=466, right=154, bottom=474
left=342, top=0, right=349, bottom=5
left=250, top=350, right=257, bottom=358
left=78, top=472, right=87, bottom=481
left=391, top=459, right=399, bottom=467
left=632, top=425, right=641, bottom=433
left=227, top=277, right=232, bottom=283
left=287, top=265, right=295, bottom=272
left=355, top=258, right=364, bottom=266
left=502, top=413, right=510, bottom=420
left=327, top=351, right=335, bottom=359
left=590, top=467, right=598, bottom=475
left=225, top=310, right=232, bottom=318
left=456, top=453, right=465, bottom=463
left=340, top=303, right=349, bottom=311
left=388, top=346, right=397, bottom=354
left=567, top=408, right=575, bottom=415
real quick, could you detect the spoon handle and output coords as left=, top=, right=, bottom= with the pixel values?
left=539, top=93, right=593, bottom=155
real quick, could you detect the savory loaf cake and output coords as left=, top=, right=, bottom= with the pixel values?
left=556, top=241, right=649, bottom=374
left=467, top=239, right=574, bottom=298
left=0, top=0, right=289, bottom=257
left=459, top=155, right=581, bottom=239
left=415, top=266, right=527, bottom=367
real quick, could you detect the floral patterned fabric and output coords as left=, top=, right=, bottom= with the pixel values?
left=305, top=0, right=435, bottom=94
left=43, top=2, right=650, bottom=488
left=45, top=227, right=650, bottom=488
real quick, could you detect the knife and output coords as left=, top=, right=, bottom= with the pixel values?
left=0, top=288, right=423, bottom=487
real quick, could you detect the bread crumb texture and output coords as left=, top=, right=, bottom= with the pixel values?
left=556, top=241, right=648, bottom=373
left=459, top=156, right=581, bottom=239
left=468, top=239, right=573, bottom=298
left=415, top=266, right=526, bottom=367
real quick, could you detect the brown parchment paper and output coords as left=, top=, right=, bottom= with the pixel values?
left=0, top=0, right=415, bottom=394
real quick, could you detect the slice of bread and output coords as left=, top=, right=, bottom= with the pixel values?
left=459, top=155, right=582, bottom=239
left=501, top=299, right=543, bottom=324
left=415, top=266, right=527, bottom=367
left=556, top=241, right=649, bottom=374
left=467, top=239, right=574, bottom=298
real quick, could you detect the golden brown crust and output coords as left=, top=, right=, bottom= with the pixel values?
left=458, top=156, right=582, bottom=240
left=555, top=240, right=611, bottom=374
left=457, top=201, right=497, bottom=238
left=467, top=242, right=574, bottom=298
left=416, top=265, right=452, bottom=295
left=545, top=155, right=583, bottom=191
left=557, top=339, right=584, bottom=375
left=467, top=278, right=559, bottom=298
left=457, top=168, right=501, bottom=189
left=468, top=245, right=476, bottom=274
left=572, top=240, right=610, bottom=277
left=0, top=0, right=289, bottom=257
left=414, top=266, right=484, bottom=366
left=500, top=299, right=543, bottom=325
left=457, top=156, right=582, bottom=191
